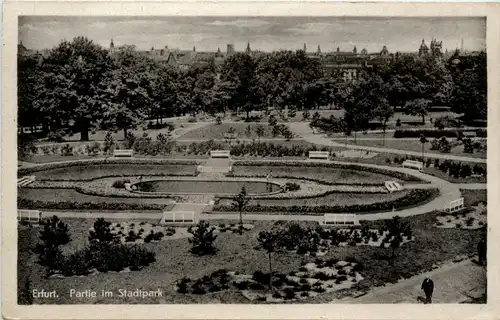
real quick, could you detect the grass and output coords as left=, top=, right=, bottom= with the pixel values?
left=178, top=123, right=279, bottom=140
left=139, top=180, right=280, bottom=195
left=460, top=189, right=487, bottom=206
left=29, top=164, right=197, bottom=181
left=18, top=188, right=175, bottom=206
left=333, top=139, right=486, bottom=159
left=19, top=213, right=484, bottom=304
left=232, top=165, right=403, bottom=184
left=218, top=190, right=413, bottom=207
left=424, top=167, right=486, bottom=184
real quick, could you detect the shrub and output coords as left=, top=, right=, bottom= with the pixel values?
left=285, top=182, right=300, bottom=192
left=60, top=144, right=74, bottom=156
left=112, top=179, right=131, bottom=189
left=216, top=116, right=222, bottom=125
left=394, top=129, right=461, bottom=139
left=47, top=130, right=66, bottom=143
left=249, top=282, right=265, bottom=290
left=283, top=288, right=296, bottom=300
left=299, top=284, right=312, bottom=291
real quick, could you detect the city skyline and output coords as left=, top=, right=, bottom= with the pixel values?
left=19, top=16, right=486, bottom=53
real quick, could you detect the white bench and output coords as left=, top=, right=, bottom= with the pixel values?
left=323, top=213, right=360, bottom=226
left=18, top=175, right=36, bottom=187
left=113, top=149, right=134, bottom=158
left=385, top=181, right=403, bottom=193
left=402, top=160, right=423, bottom=171
left=210, top=150, right=230, bottom=158
left=309, top=151, right=330, bottom=160
left=18, top=210, right=42, bottom=223
left=444, top=197, right=465, bottom=213
left=160, top=211, right=198, bottom=225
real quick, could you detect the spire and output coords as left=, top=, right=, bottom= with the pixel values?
left=353, top=46, right=357, bottom=54
left=217, top=47, right=221, bottom=53
left=317, top=45, right=321, bottom=55
left=303, top=43, right=307, bottom=52
left=245, top=41, right=251, bottom=54
left=193, top=46, right=196, bottom=52
left=110, top=38, right=114, bottom=48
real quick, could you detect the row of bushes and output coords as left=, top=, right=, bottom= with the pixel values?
left=436, top=160, right=485, bottom=178
left=18, top=158, right=201, bottom=175
left=393, top=128, right=486, bottom=138
left=213, top=188, right=439, bottom=214
left=233, top=160, right=424, bottom=182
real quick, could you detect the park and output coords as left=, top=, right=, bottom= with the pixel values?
left=17, top=34, right=487, bottom=304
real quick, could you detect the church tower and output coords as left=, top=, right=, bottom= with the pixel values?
left=245, top=41, right=251, bottom=54
left=303, top=43, right=307, bottom=52
left=316, top=45, right=321, bottom=55
left=109, top=38, right=115, bottom=54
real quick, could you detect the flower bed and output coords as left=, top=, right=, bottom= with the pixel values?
left=213, top=188, right=439, bottom=214
left=175, top=258, right=364, bottom=302
left=233, top=161, right=424, bottom=183
left=435, top=205, right=487, bottom=229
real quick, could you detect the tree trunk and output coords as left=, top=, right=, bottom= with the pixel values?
left=124, top=127, right=128, bottom=139
left=239, top=210, right=243, bottom=226
left=80, top=127, right=89, bottom=141
left=382, top=125, right=386, bottom=146
left=268, top=252, right=273, bottom=292
left=422, top=114, right=425, bottom=125
left=246, top=110, right=250, bottom=120
left=421, top=143, right=425, bottom=162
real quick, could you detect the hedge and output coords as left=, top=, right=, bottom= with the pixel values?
left=36, top=171, right=196, bottom=182
left=212, top=188, right=439, bottom=214
left=17, top=198, right=170, bottom=211
left=18, top=158, right=201, bottom=175
left=393, top=129, right=486, bottom=139
left=233, top=160, right=424, bottom=183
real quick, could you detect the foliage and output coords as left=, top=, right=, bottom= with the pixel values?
left=188, top=221, right=218, bottom=256
left=232, top=186, right=250, bottom=226
left=33, top=216, right=71, bottom=273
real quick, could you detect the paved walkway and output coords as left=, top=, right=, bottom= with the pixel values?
left=288, top=122, right=486, bottom=164
left=333, top=259, right=486, bottom=304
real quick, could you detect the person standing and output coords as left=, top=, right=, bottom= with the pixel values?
left=421, top=276, right=434, bottom=304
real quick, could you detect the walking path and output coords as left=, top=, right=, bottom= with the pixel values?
left=288, top=122, right=487, bottom=164
left=333, top=259, right=486, bottom=304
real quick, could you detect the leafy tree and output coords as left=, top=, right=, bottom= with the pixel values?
left=245, top=125, right=252, bottom=138
left=256, top=230, right=281, bottom=292
left=103, top=131, right=115, bottom=155
left=255, top=125, right=265, bottom=142
left=188, top=221, right=218, bottom=255
left=232, top=186, right=250, bottom=226
left=404, top=98, right=432, bottom=124
left=17, top=133, right=38, bottom=160
left=40, top=37, right=113, bottom=141
left=373, top=102, right=394, bottom=145
left=283, top=128, right=294, bottom=141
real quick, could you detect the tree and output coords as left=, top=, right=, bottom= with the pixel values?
left=373, top=102, right=394, bottom=145
left=40, top=37, right=113, bottom=141
left=245, top=125, right=252, bottom=138
left=33, top=216, right=71, bottom=273
left=419, top=134, right=428, bottom=161
left=103, top=131, right=115, bottom=156
left=283, top=128, right=294, bottom=141
left=232, top=186, right=250, bottom=226
left=302, top=109, right=310, bottom=121
left=404, top=98, right=432, bottom=124
left=255, top=125, right=265, bottom=142
left=188, top=221, right=218, bottom=255
left=312, top=111, right=321, bottom=122
left=256, top=230, right=281, bottom=292
left=224, top=126, right=236, bottom=145
left=89, top=218, right=118, bottom=247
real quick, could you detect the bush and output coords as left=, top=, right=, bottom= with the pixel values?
left=112, top=179, right=131, bottom=189
left=47, top=130, right=66, bottom=143
left=188, top=221, right=218, bottom=256
left=285, top=182, right=300, bottom=192
left=61, top=144, right=74, bottom=156
left=394, top=129, right=462, bottom=139
left=283, top=288, right=296, bottom=300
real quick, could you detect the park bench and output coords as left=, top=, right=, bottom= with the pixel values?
left=113, top=149, right=134, bottom=158
left=443, top=197, right=465, bottom=213
left=308, top=151, right=330, bottom=160
left=160, top=211, right=198, bottom=225
left=17, top=175, right=36, bottom=187
left=18, top=209, right=42, bottom=223
left=210, top=150, right=231, bottom=159
left=385, top=181, right=403, bottom=193
left=402, top=160, right=423, bottom=171
left=323, top=213, right=360, bottom=226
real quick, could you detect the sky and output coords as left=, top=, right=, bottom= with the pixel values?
left=19, top=16, right=486, bottom=53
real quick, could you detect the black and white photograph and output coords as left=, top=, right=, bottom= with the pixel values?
left=3, top=2, right=498, bottom=318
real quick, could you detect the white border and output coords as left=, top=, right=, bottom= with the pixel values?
left=3, top=2, right=500, bottom=319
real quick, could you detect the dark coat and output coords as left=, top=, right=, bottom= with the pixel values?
left=421, top=278, right=434, bottom=293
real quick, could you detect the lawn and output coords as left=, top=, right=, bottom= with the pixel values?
left=18, top=213, right=484, bottom=304
left=333, top=139, right=486, bottom=159
left=217, top=190, right=413, bottom=207
left=460, top=189, right=487, bottom=206
left=27, top=164, right=197, bottom=181
left=24, top=154, right=208, bottom=164
left=232, top=165, right=403, bottom=184
left=18, top=188, right=175, bottom=206
left=424, top=167, right=486, bottom=184
left=178, top=123, right=279, bottom=140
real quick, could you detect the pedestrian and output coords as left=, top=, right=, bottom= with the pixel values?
left=421, top=276, right=434, bottom=304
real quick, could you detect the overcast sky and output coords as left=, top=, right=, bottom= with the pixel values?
left=19, top=16, right=486, bottom=53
